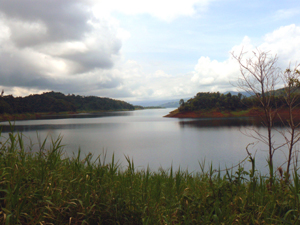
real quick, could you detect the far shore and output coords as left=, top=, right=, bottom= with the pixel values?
left=0, top=107, right=167, bottom=122
left=164, top=108, right=300, bottom=120
left=0, top=109, right=134, bottom=122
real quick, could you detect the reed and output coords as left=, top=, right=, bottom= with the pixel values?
left=0, top=129, right=300, bottom=224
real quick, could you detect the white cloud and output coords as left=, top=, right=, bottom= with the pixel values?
left=190, top=55, right=239, bottom=91
left=189, top=25, right=300, bottom=94
left=3, top=22, right=299, bottom=101
left=0, top=0, right=214, bottom=100
left=0, top=19, right=10, bottom=42
left=0, top=0, right=299, bottom=102
left=153, top=70, right=172, bottom=78
left=260, top=24, right=300, bottom=65
left=0, top=86, right=47, bottom=97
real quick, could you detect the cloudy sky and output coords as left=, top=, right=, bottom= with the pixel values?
left=0, top=0, right=299, bottom=103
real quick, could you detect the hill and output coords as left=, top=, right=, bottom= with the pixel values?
left=160, top=92, right=251, bottom=109
left=177, top=92, right=248, bottom=112
left=158, top=98, right=191, bottom=108
left=159, top=101, right=179, bottom=108
left=165, top=88, right=300, bottom=118
left=224, top=91, right=253, bottom=97
left=0, top=91, right=134, bottom=114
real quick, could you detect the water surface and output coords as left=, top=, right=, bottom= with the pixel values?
left=0, top=108, right=291, bottom=174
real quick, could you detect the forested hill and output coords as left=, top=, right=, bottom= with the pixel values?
left=177, top=91, right=300, bottom=113
left=0, top=91, right=134, bottom=114
left=178, top=92, right=249, bottom=112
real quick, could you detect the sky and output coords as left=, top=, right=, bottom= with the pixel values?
left=0, top=0, right=299, bottom=103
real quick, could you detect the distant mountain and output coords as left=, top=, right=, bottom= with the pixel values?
left=223, top=91, right=253, bottom=97
left=159, top=101, right=179, bottom=108
left=159, top=98, right=190, bottom=108
left=129, top=100, right=170, bottom=107
left=272, top=87, right=300, bottom=96
left=130, top=91, right=252, bottom=108
left=129, top=98, right=191, bottom=107
left=226, top=88, right=300, bottom=97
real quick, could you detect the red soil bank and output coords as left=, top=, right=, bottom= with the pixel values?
left=165, top=108, right=300, bottom=120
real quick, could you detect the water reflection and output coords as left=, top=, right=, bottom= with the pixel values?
left=0, top=122, right=124, bottom=133
left=178, top=116, right=293, bottom=128
left=179, top=117, right=263, bottom=128
left=0, top=108, right=292, bottom=174
left=39, top=111, right=133, bottom=120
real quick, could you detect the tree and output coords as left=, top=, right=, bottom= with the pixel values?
left=232, top=49, right=281, bottom=185
left=179, top=99, right=184, bottom=107
left=278, top=64, right=300, bottom=180
left=179, top=99, right=185, bottom=111
left=238, top=93, right=243, bottom=100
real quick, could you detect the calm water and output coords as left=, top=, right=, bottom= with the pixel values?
left=0, top=108, right=291, bottom=174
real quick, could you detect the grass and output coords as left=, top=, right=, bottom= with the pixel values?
left=1, top=130, right=300, bottom=224
left=230, top=109, right=253, bottom=117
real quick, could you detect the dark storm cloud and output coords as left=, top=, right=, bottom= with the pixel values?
left=0, top=50, right=43, bottom=87
left=0, top=46, right=123, bottom=93
left=0, top=0, right=124, bottom=94
left=63, top=39, right=122, bottom=71
left=0, top=0, right=92, bottom=45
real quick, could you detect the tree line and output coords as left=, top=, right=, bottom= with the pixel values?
left=0, top=91, right=134, bottom=114
left=179, top=92, right=246, bottom=112
left=178, top=89, right=300, bottom=112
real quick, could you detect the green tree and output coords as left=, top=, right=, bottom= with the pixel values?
left=179, top=99, right=184, bottom=107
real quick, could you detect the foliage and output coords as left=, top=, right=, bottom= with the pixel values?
left=0, top=91, right=134, bottom=114
left=134, top=105, right=144, bottom=110
left=134, top=106, right=164, bottom=110
left=178, top=91, right=300, bottom=113
left=178, top=92, right=249, bottom=112
left=1, top=131, right=300, bottom=224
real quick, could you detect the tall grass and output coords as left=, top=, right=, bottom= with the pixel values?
left=0, top=129, right=300, bottom=224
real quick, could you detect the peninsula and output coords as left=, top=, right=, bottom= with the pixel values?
left=164, top=91, right=300, bottom=119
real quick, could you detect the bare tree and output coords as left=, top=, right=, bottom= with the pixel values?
left=232, top=49, right=281, bottom=185
left=278, top=63, right=300, bottom=180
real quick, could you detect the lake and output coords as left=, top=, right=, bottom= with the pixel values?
left=0, top=108, right=292, bottom=174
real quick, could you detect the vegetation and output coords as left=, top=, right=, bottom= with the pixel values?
left=134, top=105, right=145, bottom=110
left=232, top=49, right=300, bottom=186
left=0, top=91, right=134, bottom=114
left=232, top=49, right=281, bottom=186
left=134, top=105, right=164, bottom=110
left=2, top=49, right=300, bottom=223
left=178, top=92, right=247, bottom=112
left=144, top=106, right=164, bottom=109
left=178, top=90, right=300, bottom=113
left=176, top=50, right=300, bottom=188
left=0, top=130, right=300, bottom=224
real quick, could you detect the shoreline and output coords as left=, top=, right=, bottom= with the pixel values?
left=0, top=109, right=134, bottom=122
left=164, top=108, right=300, bottom=119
